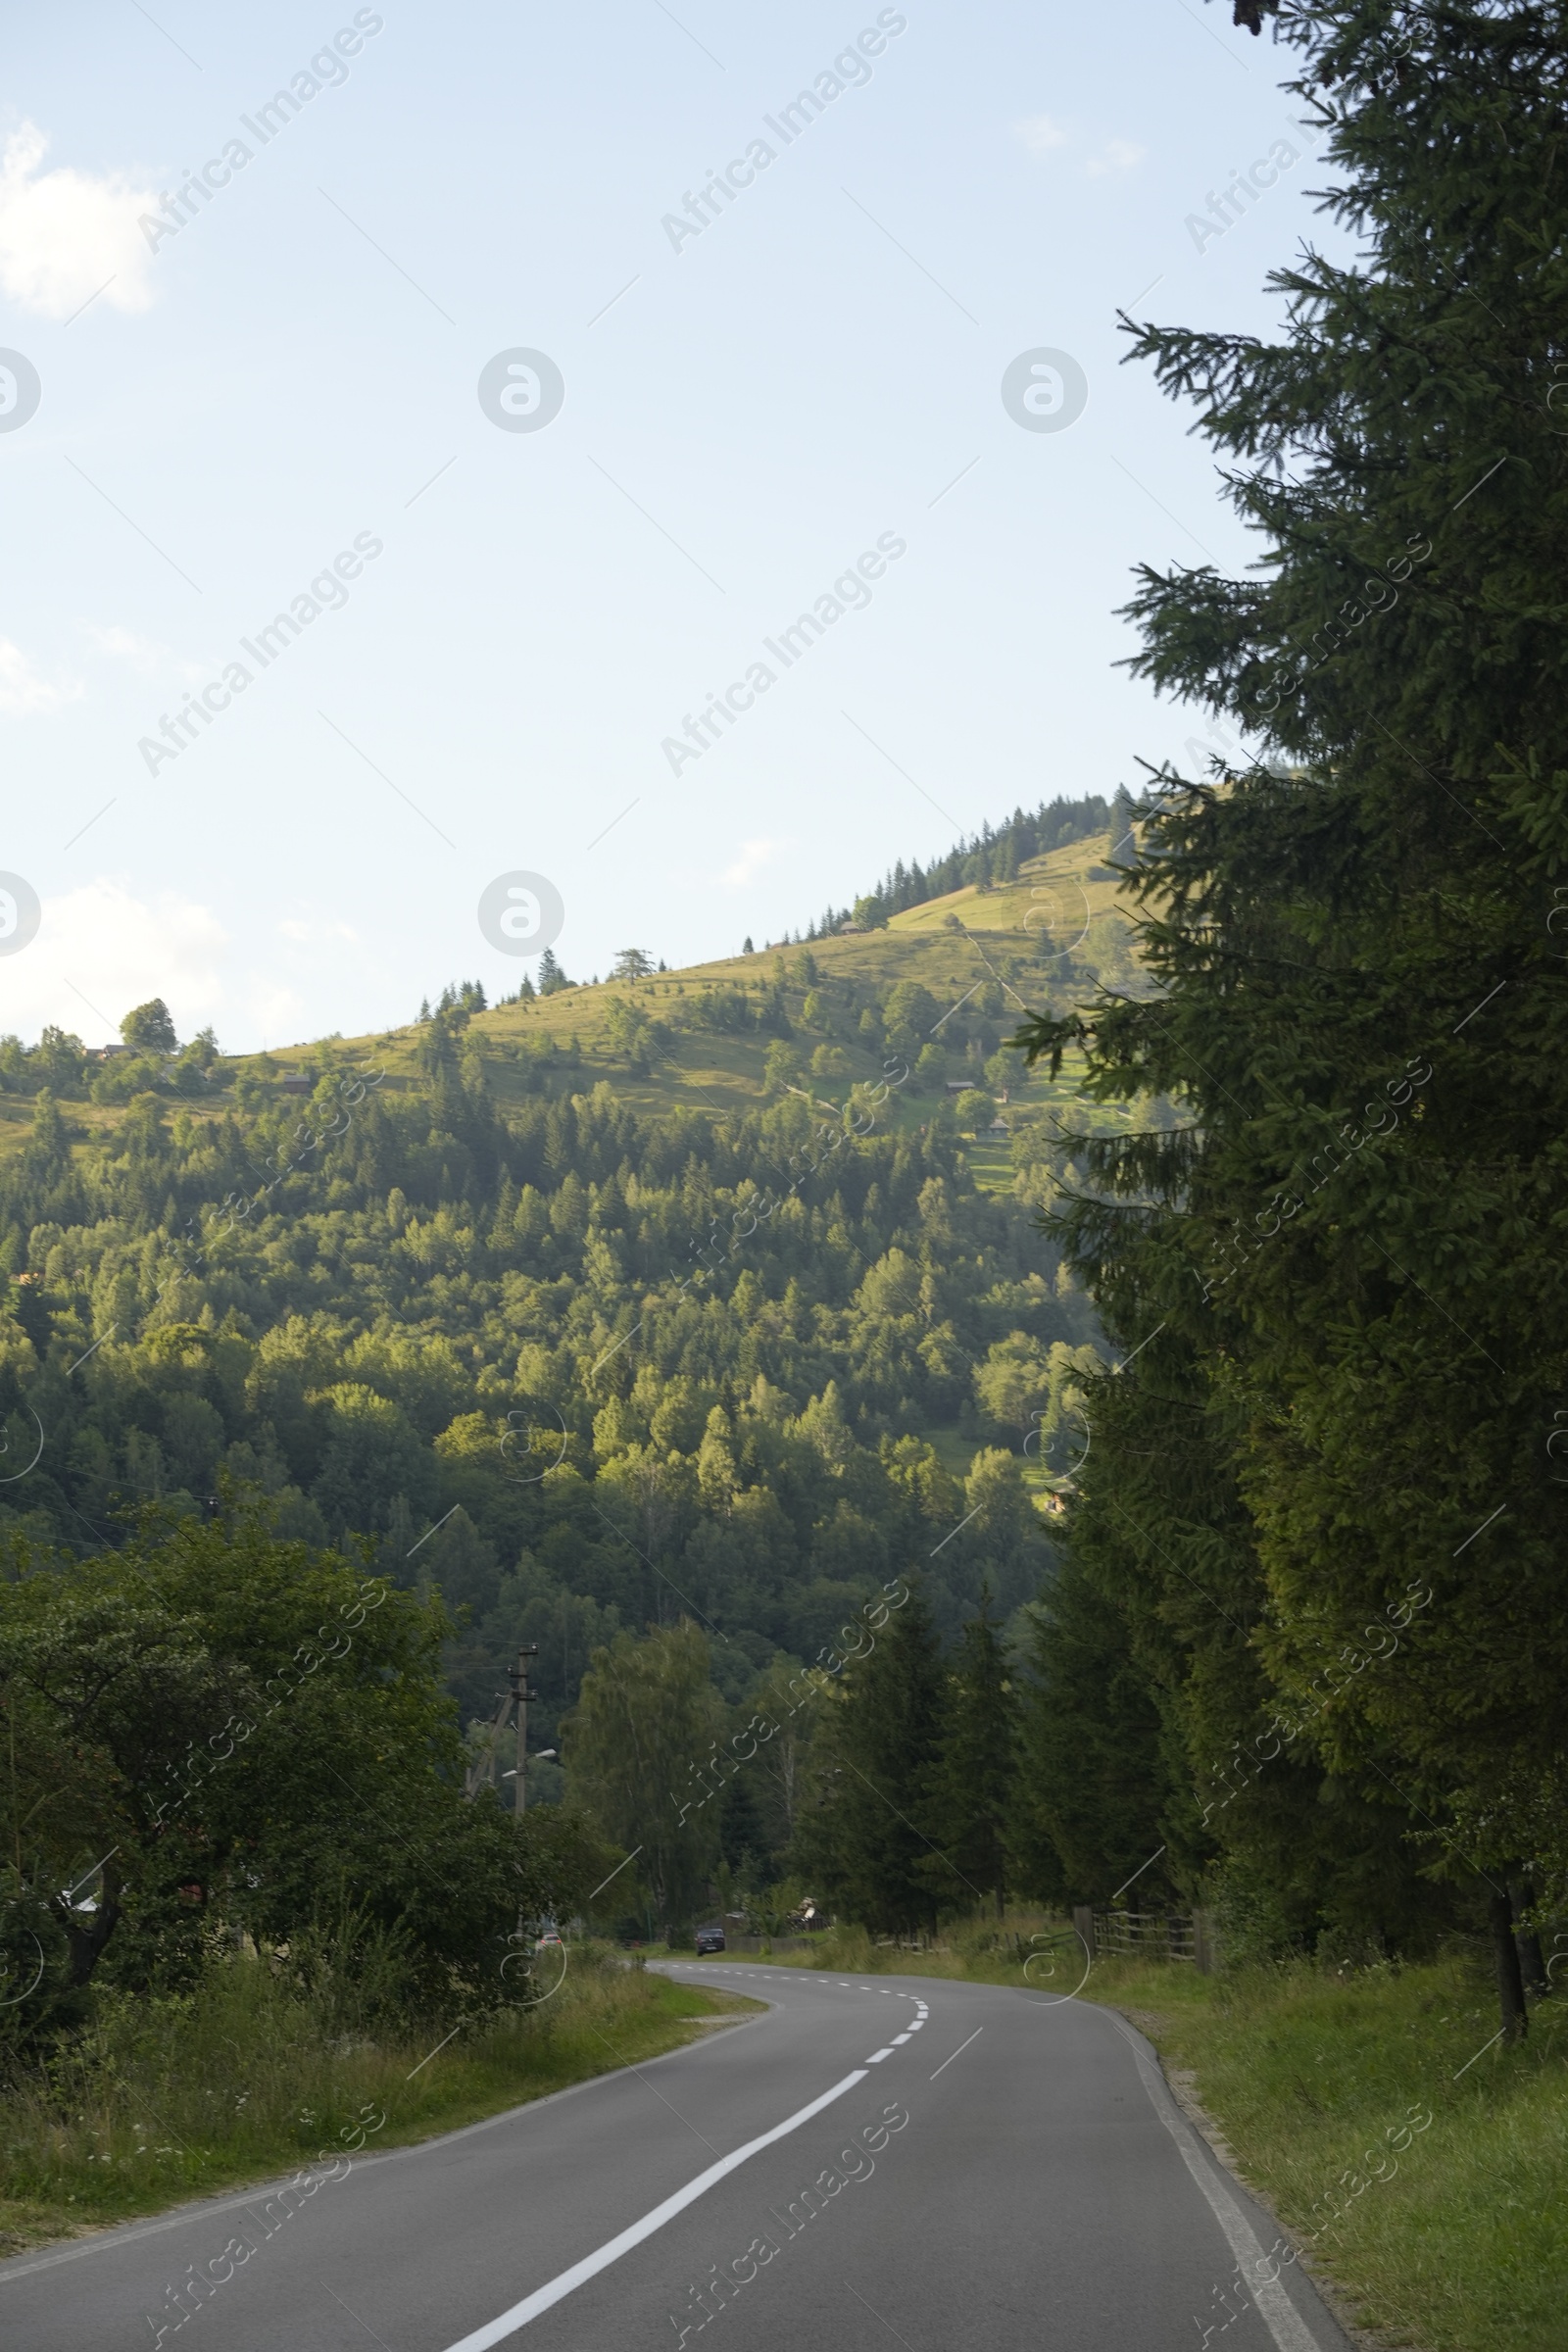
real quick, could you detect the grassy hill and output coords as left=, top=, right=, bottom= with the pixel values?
left=37, top=827, right=1125, bottom=1140
left=0, top=830, right=1146, bottom=1175
left=348, top=830, right=1139, bottom=1134
left=0, top=837, right=1147, bottom=1185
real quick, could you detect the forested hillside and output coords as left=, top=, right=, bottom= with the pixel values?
left=0, top=815, right=1129, bottom=1784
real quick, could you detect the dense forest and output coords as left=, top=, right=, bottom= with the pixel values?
left=0, top=958, right=1103, bottom=1760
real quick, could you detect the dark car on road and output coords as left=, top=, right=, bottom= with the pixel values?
left=695, top=1924, right=725, bottom=1954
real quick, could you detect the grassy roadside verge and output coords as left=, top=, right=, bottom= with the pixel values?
left=0, top=1947, right=760, bottom=2258
left=760, top=1922, right=1566, bottom=2352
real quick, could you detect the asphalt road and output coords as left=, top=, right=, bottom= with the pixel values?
left=0, top=1960, right=1355, bottom=2351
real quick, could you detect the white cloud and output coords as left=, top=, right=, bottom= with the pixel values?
left=1015, top=117, right=1145, bottom=176
left=0, top=637, right=84, bottom=715
left=721, top=838, right=784, bottom=889
left=275, top=909, right=360, bottom=946
left=1016, top=115, right=1068, bottom=154
left=1, top=880, right=227, bottom=1045
left=1086, top=139, right=1146, bottom=177
left=79, top=623, right=210, bottom=690
left=81, top=623, right=169, bottom=672
left=0, top=122, right=161, bottom=318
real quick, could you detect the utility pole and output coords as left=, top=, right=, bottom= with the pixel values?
left=510, top=1645, right=539, bottom=1815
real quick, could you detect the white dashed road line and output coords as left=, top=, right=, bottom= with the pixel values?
left=667, top=1963, right=926, bottom=2067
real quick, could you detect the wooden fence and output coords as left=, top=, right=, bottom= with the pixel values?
left=1073, top=1905, right=1216, bottom=1972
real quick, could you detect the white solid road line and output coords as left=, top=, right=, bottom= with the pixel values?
left=1104, top=2015, right=1326, bottom=2352
left=435, top=2070, right=870, bottom=2352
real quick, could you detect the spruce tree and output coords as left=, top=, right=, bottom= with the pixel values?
left=1012, top=1545, right=1170, bottom=1912
left=922, top=1588, right=1019, bottom=1919
left=1106, top=786, right=1138, bottom=865
left=1017, top=0, right=1568, bottom=1999
left=795, top=1580, right=946, bottom=1936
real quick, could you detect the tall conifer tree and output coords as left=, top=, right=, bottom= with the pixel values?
left=795, top=1581, right=946, bottom=1936
left=923, top=1589, right=1019, bottom=1919
left=1016, top=0, right=1568, bottom=2014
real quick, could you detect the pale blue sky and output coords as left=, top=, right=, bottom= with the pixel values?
left=0, top=0, right=1328, bottom=1049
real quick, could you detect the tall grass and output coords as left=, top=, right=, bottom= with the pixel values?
left=0, top=1943, right=744, bottom=2252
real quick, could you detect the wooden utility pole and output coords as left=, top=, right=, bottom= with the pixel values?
left=511, top=1645, right=539, bottom=1815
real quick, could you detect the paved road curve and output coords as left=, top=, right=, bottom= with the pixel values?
left=0, top=1961, right=1354, bottom=2351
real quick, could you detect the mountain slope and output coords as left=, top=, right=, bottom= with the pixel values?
left=0, top=828, right=1142, bottom=1756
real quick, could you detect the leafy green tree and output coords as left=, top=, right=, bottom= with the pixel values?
left=761, top=1040, right=801, bottom=1095
left=739, top=1655, right=819, bottom=1868
left=951, top=1448, right=1054, bottom=1616
left=311, top=1384, right=440, bottom=1537
left=564, top=1622, right=724, bottom=1933
left=120, top=999, right=177, bottom=1054
left=974, top=1332, right=1053, bottom=1437
left=882, top=982, right=938, bottom=1062
left=0, top=1499, right=596, bottom=2037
